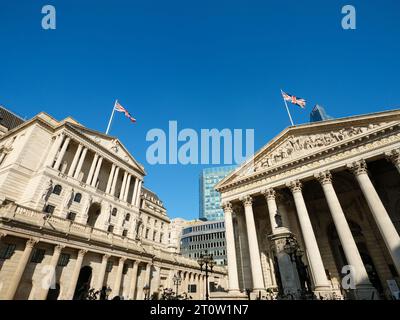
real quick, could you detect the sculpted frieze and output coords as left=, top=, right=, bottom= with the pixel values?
left=221, top=129, right=400, bottom=198
left=253, top=124, right=384, bottom=172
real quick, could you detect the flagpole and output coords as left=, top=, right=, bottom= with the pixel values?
left=105, top=99, right=117, bottom=135
left=280, top=89, right=294, bottom=126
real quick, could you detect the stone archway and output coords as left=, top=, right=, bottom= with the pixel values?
left=327, top=221, right=384, bottom=296
left=73, top=266, right=93, bottom=300
left=87, top=202, right=101, bottom=228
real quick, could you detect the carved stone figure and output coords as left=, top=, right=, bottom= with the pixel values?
left=42, top=179, right=53, bottom=201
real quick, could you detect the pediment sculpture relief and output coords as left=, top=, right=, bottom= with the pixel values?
left=254, top=123, right=383, bottom=172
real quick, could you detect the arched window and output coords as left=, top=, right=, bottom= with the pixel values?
left=52, top=185, right=62, bottom=195
left=112, top=208, right=118, bottom=216
left=74, top=193, right=82, bottom=203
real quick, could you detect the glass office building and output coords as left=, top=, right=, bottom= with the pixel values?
left=180, top=220, right=226, bottom=265
left=310, top=104, right=334, bottom=122
left=199, top=165, right=236, bottom=221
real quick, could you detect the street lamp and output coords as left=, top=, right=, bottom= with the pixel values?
left=198, top=250, right=215, bottom=301
left=173, top=274, right=182, bottom=299
left=143, top=284, right=150, bottom=300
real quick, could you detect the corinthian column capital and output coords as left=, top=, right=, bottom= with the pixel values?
left=385, top=149, right=400, bottom=166
left=287, top=180, right=302, bottom=193
left=262, top=188, right=276, bottom=201
left=347, top=159, right=368, bottom=176
left=26, top=238, right=38, bottom=248
left=315, top=171, right=333, bottom=185
left=240, top=195, right=253, bottom=207
left=78, top=249, right=88, bottom=257
left=221, top=202, right=233, bottom=213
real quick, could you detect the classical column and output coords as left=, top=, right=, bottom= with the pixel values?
left=106, top=165, right=116, bottom=194
left=143, top=262, right=152, bottom=299
left=110, top=167, right=120, bottom=196
left=37, top=244, right=64, bottom=300
left=263, top=189, right=280, bottom=232
left=91, top=157, right=103, bottom=188
left=348, top=160, right=400, bottom=275
left=287, top=180, right=331, bottom=293
left=128, top=261, right=139, bottom=299
left=222, top=202, right=240, bottom=294
left=123, top=174, right=132, bottom=202
left=54, top=136, right=71, bottom=170
left=68, top=144, right=83, bottom=176
left=65, top=249, right=87, bottom=300
left=241, top=195, right=265, bottom=292
left=46, top=134, right=64, bottom=167
left=316, top=170, right=376, bottom=298
left=152, top=266, right=161, bottom=295
left=135, top=180, right=143, bottom=207
left=73, top=147, right=88, bottom=180
left=119, top=171, right=128, bottom=200
left=131, top=178, right=139, bottom=205
left=5, top=238, right=37, bottom=300
left=112, top=257, right=126, bottom=298
left=263, top=189, right=299, bottom=295
left=95, top=254, right=110, bottom=291
left=86, top=154, right=99, bottom=184
left=385, top=149, right=400, bottom=174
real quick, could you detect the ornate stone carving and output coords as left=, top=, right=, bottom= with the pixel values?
left=221, top=202, right=233, bottom=213
left=26, top=238, right=38, bottom=248
left=385, top=149, right=400, bottom=166
left=262, top=188, right=276, bottom=201
left=41, top=179, right=54, bottom=201
left=54, top=244, right=65, bottom=253
left=287, top=180, right=302, bottom=193
left=347, top=159, right=368, bottom=176
left=78, top=249, right=88, bottom=257
left=315, top=171, right=333, bottom=185
left=241, top=195, right=253, bottom=207
left=254, top=124, right=382, bottom=172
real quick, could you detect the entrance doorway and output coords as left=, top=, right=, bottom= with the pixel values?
left=73, top=266, right=92, bottom=300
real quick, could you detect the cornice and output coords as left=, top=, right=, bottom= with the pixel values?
left=219, top=121, right=400, bottom=194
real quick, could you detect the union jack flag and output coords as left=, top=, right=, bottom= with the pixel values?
left=114, top=101, right=136, bottom=123
left=281, top=91, right=306, bottom=108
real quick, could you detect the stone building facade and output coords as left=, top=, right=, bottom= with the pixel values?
left=216, top=109, right=400, bottom=300
left=0, top=111, right=226, bottom=300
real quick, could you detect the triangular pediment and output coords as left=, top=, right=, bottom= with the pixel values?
left=216, top=109, right=400, bottom=189
left=66, top=123, right=146, bottom=175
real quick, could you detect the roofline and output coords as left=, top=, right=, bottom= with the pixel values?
left=215, top=107, right=400, bottom=190
left=0, top=105, right=26, bottom=121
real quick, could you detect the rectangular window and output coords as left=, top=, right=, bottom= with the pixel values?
left=106, top=260, right=113, bottom=272
left=107, top=225, right=114, bottom=233
left=188, top=284, right=197, bottom=293
left=31, top=248, right=46, bottom=263
left=122, top=229, right=128, bottom=237
left=57, top=253, right=70, bottom=267
left=123, top=263, right=129, bottom=275
left=0, top=244, right=16, bottom=260
left=67, top=212, right=76, bottom=221
left=44, top=205, right=55, bottom=214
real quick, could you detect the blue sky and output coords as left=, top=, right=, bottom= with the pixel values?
left=1, top=0, right=399, bottom=219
